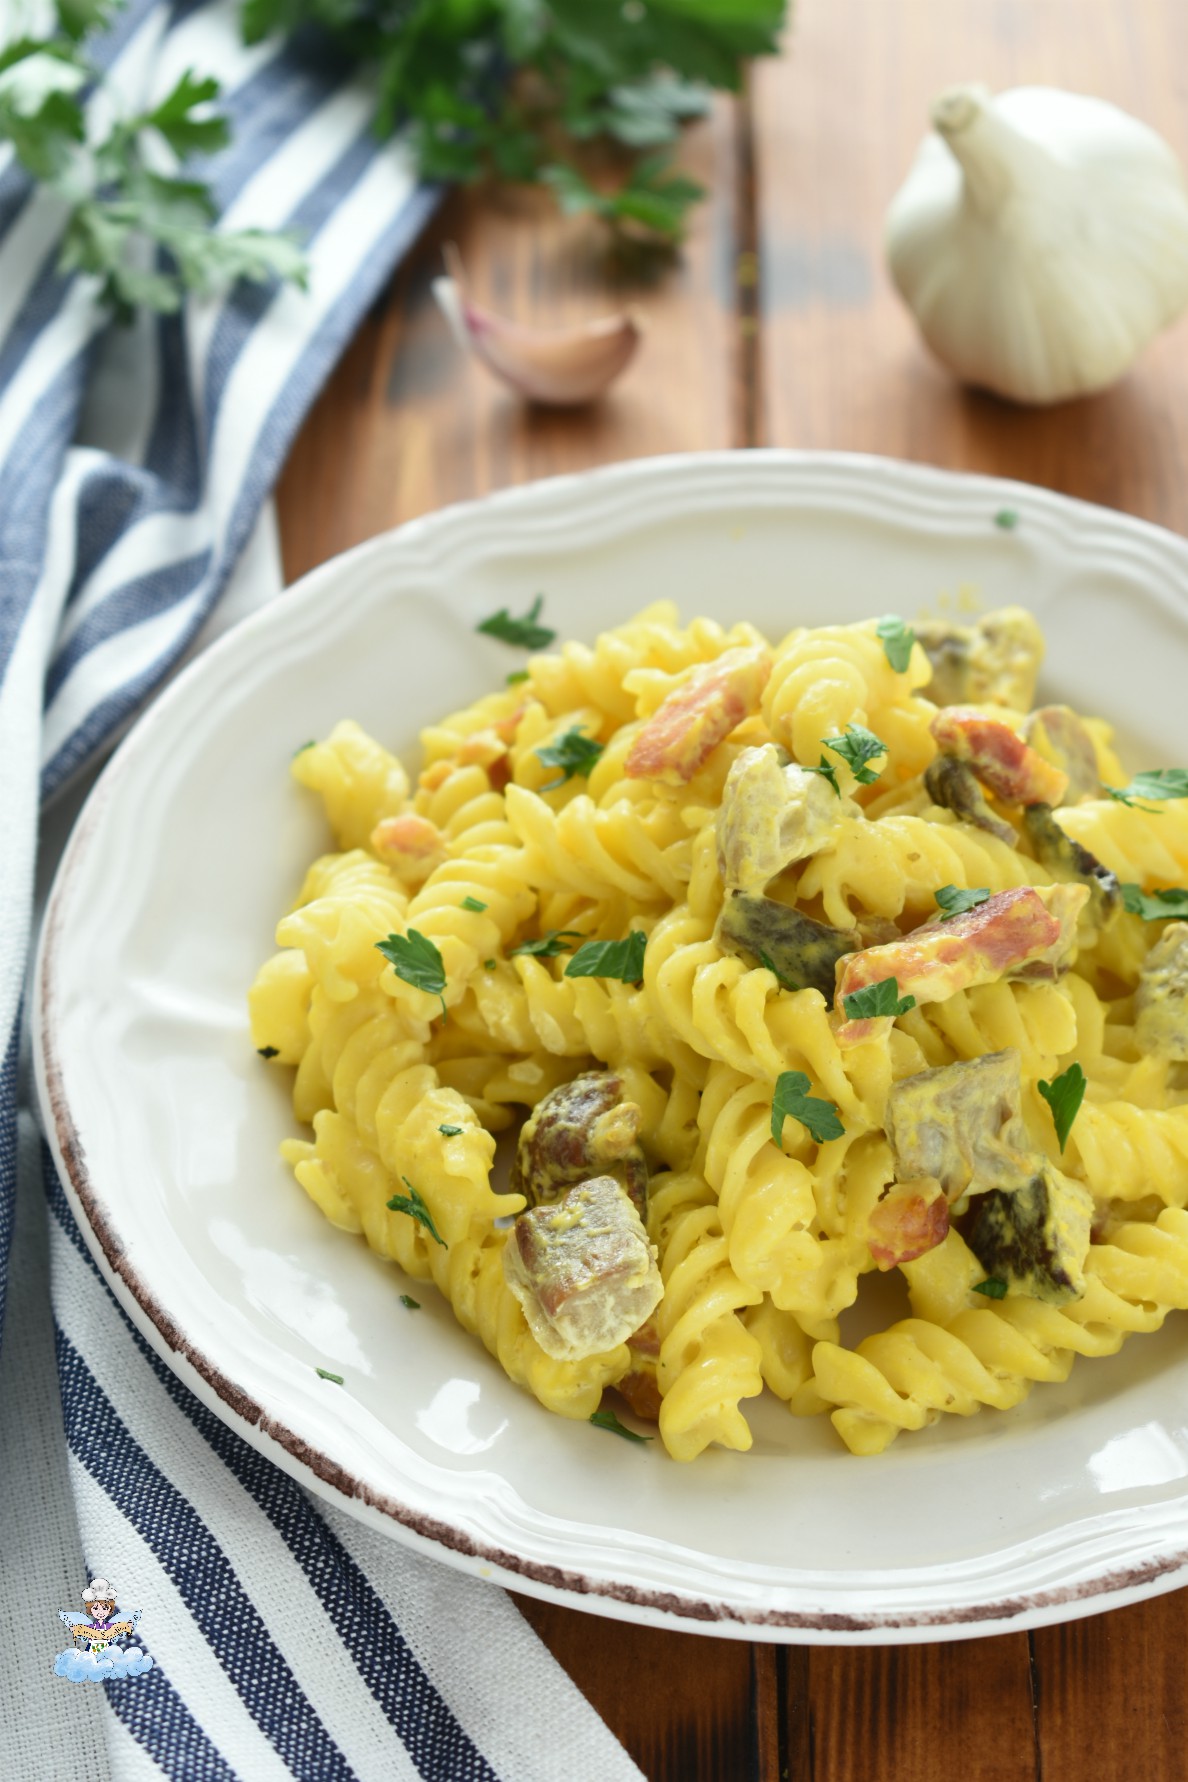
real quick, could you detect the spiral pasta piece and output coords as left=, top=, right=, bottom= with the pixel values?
left=292, top=721, right=410, bottom=851
left=654, top=1195, right=764, bottom=1461
left=276, top=851, right=409, bottom=1004
left=1058, top=797, right=1188, bottom=887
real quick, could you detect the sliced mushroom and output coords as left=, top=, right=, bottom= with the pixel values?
left=1135, top=922, right=1188, bottom=1060
left=716, top=889, right=860, bottom=998
left=1022, top=804, right=1120, bottom=934
left=716, top=743, right=845, bottom=892
left=924, top=754, right=1016, bottom=844
left=916, top=606, right=1045, bottom=711
left=962, top=1163, right=1093, bottom=1305
left=885, top=1051, right=1034, bottom=1208
left=502, top=1175, right=663, bottom=1361
left=509, top=1071, right=649, bottom=1216
left=1021, top=706, right=1101, bottom=805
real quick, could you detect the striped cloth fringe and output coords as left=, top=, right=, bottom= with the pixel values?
left=0, top=4, right=644, bottom=1776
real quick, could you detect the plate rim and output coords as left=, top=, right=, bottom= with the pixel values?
left=34, top=446, right=1188, bottom=1643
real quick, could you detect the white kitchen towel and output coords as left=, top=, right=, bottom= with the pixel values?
left=0, top=3, right=644, bottom=1775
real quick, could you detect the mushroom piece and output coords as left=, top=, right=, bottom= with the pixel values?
left=509, top=1071, right=649, bottom=1216
left=915, top=606, right=1045, bottom=712
left=624, top=646, right=771, bottom=785
left=930, top=708, right=1069, bottom=808
left=716, top=889, right=860, bottom=998
left=1022, top=804, right=1121, bottom=935
left=834, top=884, right=1087, bottom=1043
left=884, top=1050, right=1034, bottom=1209
left=1135, top=922, right=1188, bottom=1060
left=1021, top=706, right=1101, bottom=805
left=924, top=754, right=1017, bottom=844
left=963, top=1164, right=1093, bottom=1306
left=716, top=743, right=846, bottom=892
left=502, top=1175, right=663, bottom=1361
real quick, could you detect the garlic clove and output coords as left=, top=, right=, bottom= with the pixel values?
left=886, top=84, right=1188, bottom=405
left=432, top=250, right=641, bottom=406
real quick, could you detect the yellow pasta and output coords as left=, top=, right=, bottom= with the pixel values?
left=251, top=602, right=1188, bottom=1462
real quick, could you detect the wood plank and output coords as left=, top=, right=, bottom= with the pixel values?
left=277, top=98, right=744, bottom=583
left=1033, top=1593, right=1188, bottom=1781
left=753, top=0, right=1188, bottom=529
left=789, top=1638, right=1038, bottom=1782
left=514, top=1595, right=761, bottom=1782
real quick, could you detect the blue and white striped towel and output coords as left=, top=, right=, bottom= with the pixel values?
left=0, top=4, right=645, bottom=1775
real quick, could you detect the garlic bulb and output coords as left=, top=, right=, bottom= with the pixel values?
left=886, top=84, right=1188, bottom=404
left=432, top=248, right=640, bottom=406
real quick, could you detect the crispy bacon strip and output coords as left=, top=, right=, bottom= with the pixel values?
left=868, top=1183, right=950, bottom=1270
left=370, top=814, right=447, bottom=882
left=930, top=707, right=1068, bottom=807
left=834, top=886, right=1064, bottom=1043
left=624, top=646, right=771, bottom=785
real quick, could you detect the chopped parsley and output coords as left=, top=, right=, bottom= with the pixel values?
left=376, top=929, right=447, bottom=1018
left=972, top=1277, right=1008, bottom=1300
left=564, top=932, right=647, bottom=983
left=386, top=1178, right=447, bottom=1247
left=771, top=1070, right=845, bottom=1146
left=1105, top=769, right=1188, bottom=810
left=510, top=929, right=584, bottom=959
left=438, top=1124, right=463, bottom=1137
left=460, top=895, right=488, bottom=912
left=476, top=594, right=555, bottom=649
left=876, top=615, right=915, bottom=673
left=316, top=1367, right=344, bottom=1383
left=934, top=885, right=992, bottom=921
left=822, top=723, right=887, bottom=787
left=400, top=1295, right=421, bottom=1311
left=842, top=977, right=916, bottom=1020
left=1037, top=1063, right=1086, bottom=1154
left=1120, top=884, right=1188, bottom=921
left=256, top=1045, right=279, bottom=1059
left=536, top=725, right=604, bottom=790
left=810, top=755, right=842, bottom=797
left=484, top=959, right=497, bottom=970
left=590, top=1408, right=653, bottom=1444
left=759, top=950, right=801, bottom=992
left=995, top=509, right=1019, bottom=530
left=292, top=740, right=316, bottom=756
left=506, top=669, right=530, bottom=685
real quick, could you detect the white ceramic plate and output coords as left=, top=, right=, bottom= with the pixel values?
left=35, top=451, right=1188, bottom=1644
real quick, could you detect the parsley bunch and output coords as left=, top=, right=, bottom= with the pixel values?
left=1, top=0, right=306, bottom=316
left=240, top=0, right=788, bottom=245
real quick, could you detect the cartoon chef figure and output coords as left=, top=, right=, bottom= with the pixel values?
left=64, top=1578, right=135, bottom=1653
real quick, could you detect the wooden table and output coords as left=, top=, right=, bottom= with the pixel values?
left=277, top=4, right=1188, bottom=1775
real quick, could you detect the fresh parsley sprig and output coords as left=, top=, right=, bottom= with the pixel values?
left=876, top=615, right=915, bottom=674
left=821, top=723, right=887, bottom=787
left=509, top=928, right=584, bottom=960
left=1037, top=1063, right=1086, bottom=1154
left=972, top=1277, right=1008, bottom=1300
left=1105, top=769, right=1188, bottom=810
left=536, top=725, right=604, bottom=790
left=842, top=977, right=917, bottom=1020
left=386, top=1178, right=447, bottom=1247
left=564, top=932, right=647, bottom=983
left=771, top=1070, right=845, bottom=1146
left=590, top=1407, right=653, bottom=1444
left=1120, top=884, right=1188, bottom=921
left=934, top=885, right=992, bottom=921
left=476, top=595, right=555, bottom=650
left=0, top=6, right=306, bottom=317
left=376, top=929, right=448, bottom=1017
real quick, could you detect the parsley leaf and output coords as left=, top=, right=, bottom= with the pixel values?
left=972, top=1277, right=1008, bottom=1300
left=536, top=725, right=604, bottom=790
left=543, top=153, right=705, bottom=245
left=590, top=1408, right=653, bottom=1444
left=995, top=509, right=1019, bottom=530
left=460, top=896, right=488, bottom=912
left=564, top=932, right=647, bottom=982
left=822, top=723, right=887, bottom=787
left=438, top=1123, right=463, bottom=1137
left=1037, top=1063, right=1086, bottom=1154
left=935, top=885, right=992, bottom=921
left=399, top=1294, right=421, bottom=1311
left=316, top=1367, right=344, bottom=1383
left=510, top=929, right=584, bottom=959
left=476, top=595, right=555, bottom=649
left=506, top=669, right=530, bottom=685
left=256, top=1045, right=279, bottom=1060
left=386, top=1178, right=447, bottom=1247
left=810, top=755, right=842, bottom=797
left=1120, top=884, right=1188, bottom=921
left=771, top=1070, right=845, bottom=1146
left=842, top=977, right=917, bottom=1020
left=758, top=950, right=801, bottom=992
left=376, top=929, right=447, bottom=1017
left=876, top=615, right=915, bottom=674
left=1105, top=770, right=1188, bottom=809
left=292, top=740, right=315, bottom=756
